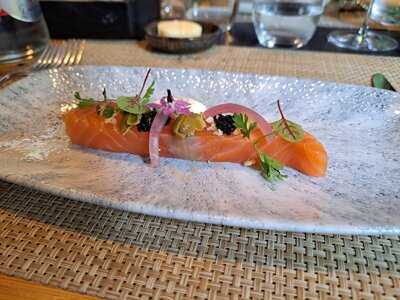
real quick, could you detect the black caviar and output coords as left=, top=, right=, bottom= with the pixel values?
left=137, top=110, right=157, bottom=132
left=214, top=114, right=236, bottom=135
left=137, top=110, right=170, bottom=132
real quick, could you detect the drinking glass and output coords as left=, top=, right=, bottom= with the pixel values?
left=328, top=0, right=399, bottom=51
left=0, top=0, right=49, bottom=63
left=185, top=0, right=240, bottom=32
left=252, top=0, right=325, bottom=48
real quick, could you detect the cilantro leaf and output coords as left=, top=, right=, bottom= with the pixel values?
left=141, top=80, right=155, bottom=105
left=232, top=112, right=287, bottom=183
left=258, top=152, right=287, bottom=182
left=233, top=113, right=257, bottom=138
left=74, top=91, right=96, bottom=108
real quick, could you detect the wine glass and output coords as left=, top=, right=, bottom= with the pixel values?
left=328, top=0, right=399, bottom=51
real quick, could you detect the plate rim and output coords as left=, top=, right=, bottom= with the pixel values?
left=1, top=65, right=399, bottom=235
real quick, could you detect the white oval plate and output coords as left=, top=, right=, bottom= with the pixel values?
left=0, top=66, right=399, bottom=234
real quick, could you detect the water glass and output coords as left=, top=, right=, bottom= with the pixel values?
left=0, top=0, right=49, bottom=63
left=185, top=0, right=240, bottom=32
left=252, top=0, right=325, bottom=48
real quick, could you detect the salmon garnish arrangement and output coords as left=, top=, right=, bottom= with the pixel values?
left=64, top=69, right=327, bottom=182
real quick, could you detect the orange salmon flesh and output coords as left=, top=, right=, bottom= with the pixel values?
left=63, top=106, right=328, bottom=177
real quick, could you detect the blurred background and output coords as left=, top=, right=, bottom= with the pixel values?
left=0, top=0, right=399, bottom=65
left=36, top=0, right=397, bottom=39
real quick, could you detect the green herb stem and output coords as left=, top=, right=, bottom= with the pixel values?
left=138, top=68, right=152, bottom=97
left=277, top=100, right=296, bottom=140
left=252, top=132, right=276, bottom=147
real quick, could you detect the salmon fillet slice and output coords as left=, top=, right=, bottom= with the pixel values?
left=64, top=106, right=327, bottom=177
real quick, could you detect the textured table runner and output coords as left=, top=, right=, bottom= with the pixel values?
left=0, top=41, right=399, bottom=299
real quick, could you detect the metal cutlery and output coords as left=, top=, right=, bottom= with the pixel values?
left=0, top=39, right=85, bottom=87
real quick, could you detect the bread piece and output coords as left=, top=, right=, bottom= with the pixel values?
left=157, top=20, right=202, bottom=39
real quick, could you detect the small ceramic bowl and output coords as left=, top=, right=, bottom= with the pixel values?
left=145, top=20, right=222, bottom=54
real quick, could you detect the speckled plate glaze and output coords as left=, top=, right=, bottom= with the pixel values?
left=0, top=66, right=399, bottom=234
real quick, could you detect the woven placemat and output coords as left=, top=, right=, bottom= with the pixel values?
left=1, top=181, right=399, bottom=299
left=82, top=40, right=400, bottom=90
left=1, top=41, right=400, bottom=299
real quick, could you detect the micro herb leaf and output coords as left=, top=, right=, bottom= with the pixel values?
left=233, top=113, right=257, bottom=138
left=272, top=119, right=304, bottom=143
left=232, top=112, right=287, bottom=183
left=102, top=105, right=115, bottom=119
left=258, top=152, right=287, bottom=182
left=74, top=91, right=96, bottom=108
left=273, top=100, right=304, bottom=143
left=116, top=96, right=149, bottom=114
left=142, top=80, right=155, bottom=105
left=126, top=113, right=141, bottom=126
left=73, top=91, right=83, bottom=100
left=116, top=69, right=155, bottom=114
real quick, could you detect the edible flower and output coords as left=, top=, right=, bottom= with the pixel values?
left=147, top=89, right=191, bottom=117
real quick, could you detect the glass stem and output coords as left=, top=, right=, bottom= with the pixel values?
left=357, top=0, right=375, bottom=44
left=224, top=31, right=233, bottom=45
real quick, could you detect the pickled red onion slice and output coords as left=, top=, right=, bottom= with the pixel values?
left=149, top=111, right=169, bottom=167
left=204, top=103, right=273, bottom=140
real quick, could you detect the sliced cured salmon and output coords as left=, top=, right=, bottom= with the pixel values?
left=63, top=105, right=327, bottom=177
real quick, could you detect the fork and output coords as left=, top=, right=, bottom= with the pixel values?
left=0, top=39, right=85, bottom=86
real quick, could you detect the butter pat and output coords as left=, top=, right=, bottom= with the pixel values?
left=157, top=20, right=202, bottom=39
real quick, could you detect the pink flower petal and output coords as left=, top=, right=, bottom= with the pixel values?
left=148, top=97, right=192, bottom=116
left=147, top=103, right=161, bottom=110
left=160, top=97, right=168, bottom=105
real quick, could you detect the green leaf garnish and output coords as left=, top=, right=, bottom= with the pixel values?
left=233, top=113, right=257, bottom=138
left=116, top=96, right=149, bottom=114
left=273, top=100, right=304, bottom=143
left=142, top=80, right=155, bottom=105
left=102, top=105, right=115, bottom=119
left=78, top=100, right=95, bottom=108
left=73, top=91, right=86, bottom=101
left=232, top=111, right=287, bottom=183
left=119, top=112, right=141, bottom=134
left=74, top=91, right=96, bottom=108
left=127, top=113, right=141, bottom=125
left=371, top=73, right=396, bottom=92
left=259, top=152, right=287, bottom=182
left=272, top=119, right=304, bottom=143
left=120, top=113, right=132, bottom=135
left=116, top=69, right=155, bottom=114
